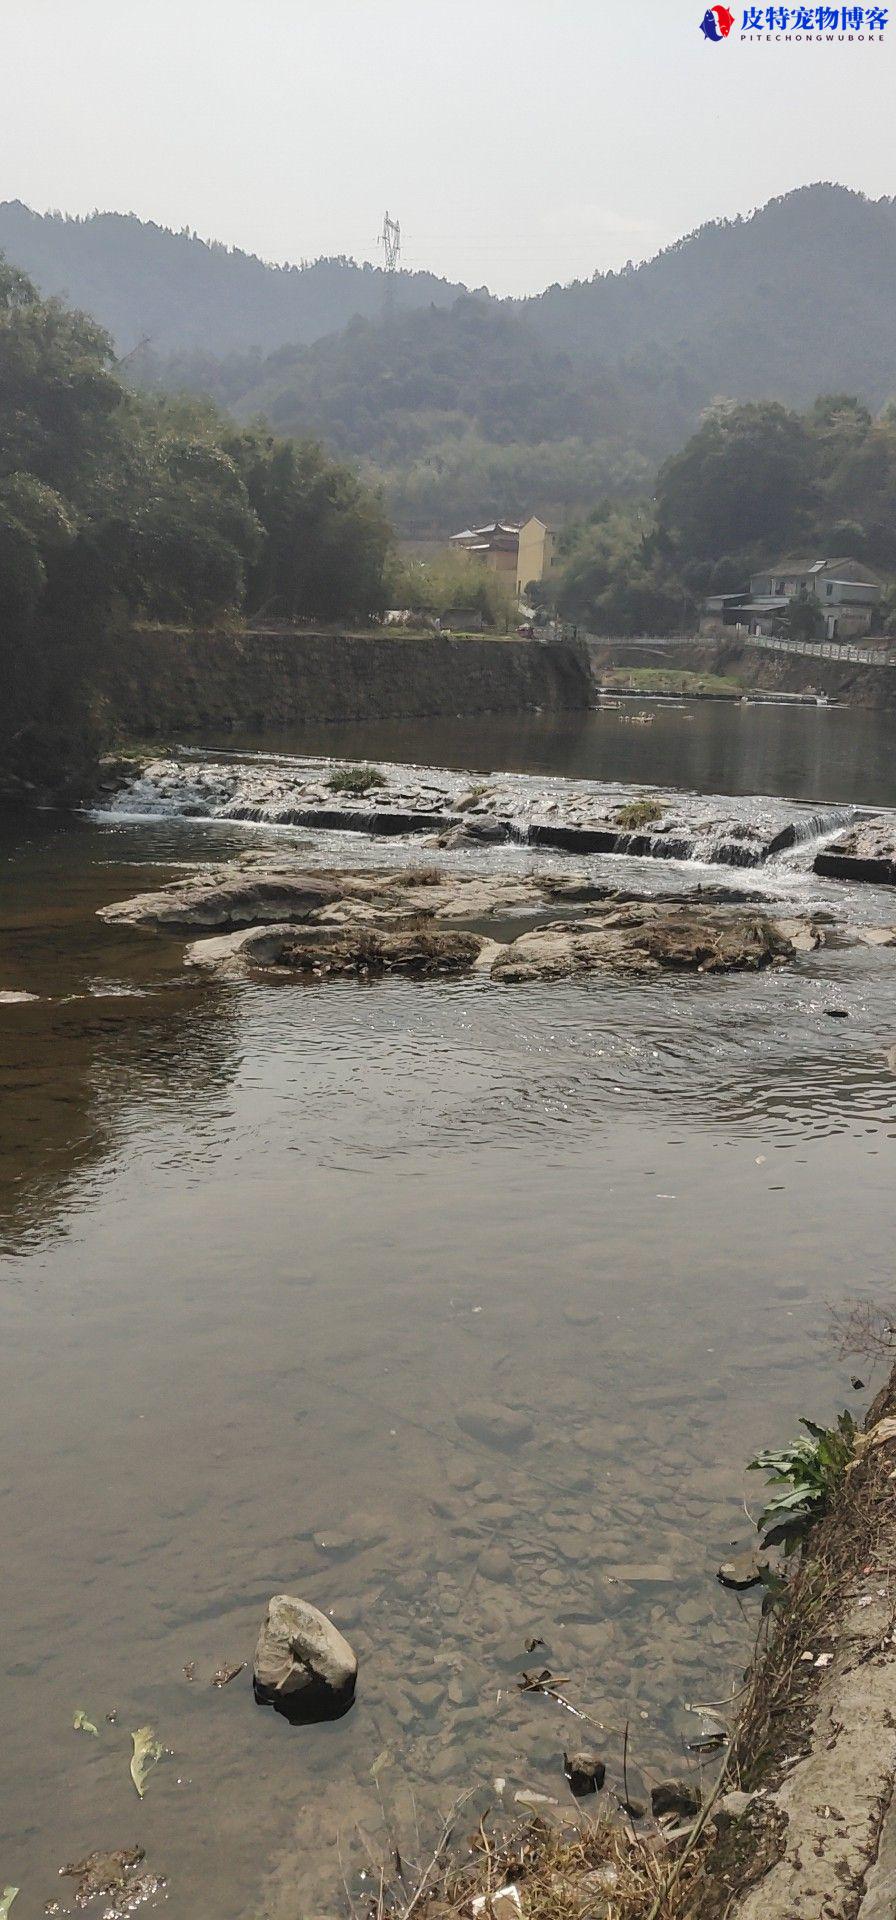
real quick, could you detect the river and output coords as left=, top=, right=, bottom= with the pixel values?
left=1, top=701, right=894, bottom=1920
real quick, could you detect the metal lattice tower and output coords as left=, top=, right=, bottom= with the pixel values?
left=379, top=210, right=401, bottom=276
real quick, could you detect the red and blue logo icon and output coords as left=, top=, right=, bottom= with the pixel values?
left=700, top=4, right=735, bottom=33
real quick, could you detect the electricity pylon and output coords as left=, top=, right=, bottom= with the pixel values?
left=379, top=211, right=401, bottom=316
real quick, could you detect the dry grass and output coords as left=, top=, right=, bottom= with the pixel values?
left=402, top=867, right=446, bottom=887
left=347, top=1785, right=728, bottom=1920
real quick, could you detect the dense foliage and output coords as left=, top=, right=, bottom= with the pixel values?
left=56, top=183, right=896, bottom=535
left=555, top=395, right=896, bottom=634
left=0, top=258, right=392, bottom=782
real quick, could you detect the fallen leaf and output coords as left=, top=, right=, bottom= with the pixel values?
left=0, top=1890, right=18, bottom=1920
left=130, top=1727, right=164, bottom=1798
left=73, top=1710, right=99, bottom=1737
left=471, top=1886, right=522, bottom=1917
left=211, top=1661, right=246, bottom=1688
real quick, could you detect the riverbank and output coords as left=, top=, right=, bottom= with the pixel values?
left=0, top=627, right=593, bottom=806
left=368, top=1362, right=896, bottom=1920
left=588, top=639, right=896, bottom=710
left=99, top=626, right=593, bottom=738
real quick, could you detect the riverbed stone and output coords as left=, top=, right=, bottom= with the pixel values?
left=564, top=1750, right=606, bottom=1795
left=651, top=1778, right=702, bottom=1819
left=718, top=1550, right=767, bottom=1591
left=103, top=870, right=342, bottom=931
left=457, top=1406, right=534, bottom=1450
left=478, top=1545, right=513, bottom=1582
left=253, top=1593, right=357, bottom=1713
left=490, top=906, right=797, bottom=983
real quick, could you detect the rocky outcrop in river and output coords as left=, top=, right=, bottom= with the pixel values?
left=814, top=816, right=896, bottom=886
left=98, top=860, right=890, bottom=984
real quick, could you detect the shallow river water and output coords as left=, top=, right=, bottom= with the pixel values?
left=1, top=702, right=895, bottom=1920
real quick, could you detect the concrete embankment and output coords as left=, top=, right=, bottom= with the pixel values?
left=96, top=626, right=593, bottom=737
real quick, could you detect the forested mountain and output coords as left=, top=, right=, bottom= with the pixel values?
left=0, top=202, right=470, bottom=355
left=3, top=185, right=895, bottom=533
left=522, top=185, right=896, bottom=408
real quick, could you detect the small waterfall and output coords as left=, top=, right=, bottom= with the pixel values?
left=766, top=806, right=856, bottom=858
left=103, top=756, right=866, bottom=879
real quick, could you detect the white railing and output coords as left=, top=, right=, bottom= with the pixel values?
left=583, top=630, right=895, bottom=667
left=744, top=633, right=895, bottom=667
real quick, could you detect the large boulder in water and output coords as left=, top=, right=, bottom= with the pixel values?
left=253, top=1594, right=357, bottom=1719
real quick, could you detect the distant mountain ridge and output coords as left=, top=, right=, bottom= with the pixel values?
left=0, top=201, right=472, bottom=354
left=3, top=184, right=895, bottom=534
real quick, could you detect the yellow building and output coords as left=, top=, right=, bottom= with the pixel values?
left=516, top=516, right=557, bottom=599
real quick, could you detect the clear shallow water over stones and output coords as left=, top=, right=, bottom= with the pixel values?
left=1, top=708, right=896, bottom=1920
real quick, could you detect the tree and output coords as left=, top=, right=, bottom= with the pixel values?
left=656, top=402, right=815, bottom=560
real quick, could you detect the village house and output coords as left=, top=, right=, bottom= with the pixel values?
left=704, top=556, right=883, bottom=640
left=448, top=520, right=521, bottom=581
left=448, top=515, right=558, bottom=599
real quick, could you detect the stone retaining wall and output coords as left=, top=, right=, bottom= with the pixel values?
left=98, top=626, right=593, bottom=737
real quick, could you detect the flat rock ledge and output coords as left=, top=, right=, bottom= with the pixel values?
left=96, top=861, right=893, bottom=983
left=184, top=904, right=817, bottom=982
left=815, top=818, right=896, bottom=886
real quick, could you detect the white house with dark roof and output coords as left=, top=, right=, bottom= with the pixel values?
left=705, top=556, right=883, bottom=639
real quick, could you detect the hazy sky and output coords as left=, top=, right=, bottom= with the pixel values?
left=3, top=0, right=895, bottom=294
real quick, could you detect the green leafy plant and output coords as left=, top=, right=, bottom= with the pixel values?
left=326, top=765, right=386, bottom=796
left=749, top=1411, right=857, bottom=1539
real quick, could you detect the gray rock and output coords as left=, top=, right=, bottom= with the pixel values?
left=457, top=1407, right=533, bottom=1450
left=714, top=1789, right=754, bottom=1832
left=253, top=1594, right=357, bottom=1716
left=478, top=1546, right=513, bottom=1582
left=102, top=871, right=341, bottom=932
left=814, top=818, right=896, bottom=887
left=718, top=1550, right=767, bottom=1591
